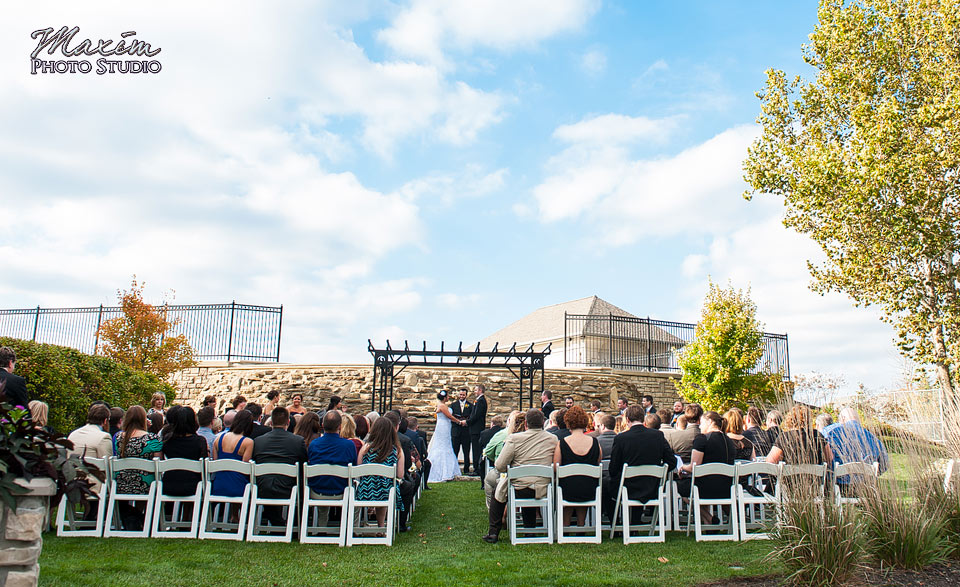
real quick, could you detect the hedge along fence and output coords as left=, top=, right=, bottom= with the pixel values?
left=0, top=337, right=176, bottom=433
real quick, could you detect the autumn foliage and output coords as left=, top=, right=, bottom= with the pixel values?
left=97, top=278, right=195, bottom=378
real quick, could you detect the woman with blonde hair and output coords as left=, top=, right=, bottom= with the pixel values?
left=340, top=412, right=362, bottom=452
left=614, top=415, right=628, bottom=434
left=723, top=409, right=755, bottom=461
left=146, top=392, right=166, bottom=418
left=28, top=400, right=53, bottom=434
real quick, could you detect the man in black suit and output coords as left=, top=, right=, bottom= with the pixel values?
left=641, top=394, right=656, bottom=415
left=246, top=403, right=271, bottom=438
left=466, top=384, right=488, bottom=476
left=478, top=414, right=504, bottom=488
left=450, top=388, right=473, bottom=475
left=540, top=390, right=555, bottom=419
left=606, top=405, right=675, bottom=521
left=252, top=407, right=307, bottom=526
left=385, top=411, right=420, bottom=531
left=0, top=347, right=29, bottom=410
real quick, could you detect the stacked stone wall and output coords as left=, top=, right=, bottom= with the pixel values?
left=0, top=478, right=55, bottom=587
left=172, top=363, right=681, bottom=432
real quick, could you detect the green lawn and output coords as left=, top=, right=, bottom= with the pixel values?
left=39, top=481, right=779, bottom=586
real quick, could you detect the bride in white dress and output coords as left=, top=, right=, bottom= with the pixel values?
left=428, top=390, right=463, bottom=483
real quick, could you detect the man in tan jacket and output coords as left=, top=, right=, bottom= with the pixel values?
left=67, top=403, right=114, bottom=493
left=482, top=408, right=558, bottom=544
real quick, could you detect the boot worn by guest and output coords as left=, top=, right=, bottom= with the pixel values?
left=482, top=497, right=507, bottom=543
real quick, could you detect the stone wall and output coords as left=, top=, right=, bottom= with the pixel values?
left=172, top=363, right=681, bottom=432
left=0, top=478, right=55, bottom=587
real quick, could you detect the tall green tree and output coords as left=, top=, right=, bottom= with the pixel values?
left=743, top=0, right=960, bottom=398
left=675, top=281, right=780, bottom=412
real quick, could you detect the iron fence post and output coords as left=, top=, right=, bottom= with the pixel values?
left=94, top=304, right=104, bottom=353
left=31, top=306, right=40, bottom=341
left=563, top=312, right=567, bottom=367
left=646, top=316, right=652, bottom=371
left=276, top=304, right=283, bottom=362
left=608, top=313, right=613, bottom=368
left=226, top=300, right=236, bottom=363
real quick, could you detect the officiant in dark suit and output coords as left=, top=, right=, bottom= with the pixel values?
left=0, top=347, right=29, bottom=411
left=466, top=384, right=488, bottom=477
left=450, top=388, right=473, bottom=475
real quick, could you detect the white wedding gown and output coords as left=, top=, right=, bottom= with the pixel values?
left=427, top=409, right=461, bottom=483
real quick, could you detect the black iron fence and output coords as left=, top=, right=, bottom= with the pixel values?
left=0, top=302, right=282, bottom=362
left=563, top=313, right=789, bottom=378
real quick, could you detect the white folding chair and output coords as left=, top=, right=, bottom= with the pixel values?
left=610, top=464, right=669, bottom=544
left=199, top=459, right=252, bottom=541
left=104, top=457, right=158, bottom=538
left=689, top=462, right=739, bottom=541
left=556, top=463, right=602, bottom=544
left=151, top=458, right=204, bottom=538
left=834, top=461, right=879, bottom=508
left=56, top=457, right=108, bottom=537
left=247, top=462, right=300, bottom=543
left=506, top=464, right=554, bottom=545
left=346, top=463, right=397, bottom=546
left=780, top=464, right=828, bottom=503
left=736, top=462, right=781, bottom=540
left=671, top=474, right=692, bottom=532
left=300, top=463, right=351, bottom=546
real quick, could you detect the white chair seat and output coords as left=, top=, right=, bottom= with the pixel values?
left=301, top=463, right=351, bottom=546
left=506, top=464, right=554, bottom=545
left=198, top=458, right=253, bottom=541
left=610, top=464, right=669, bottom=544
left=104, top=457, right=158, bottom=538
left=556, top=463, right=602, bottom=544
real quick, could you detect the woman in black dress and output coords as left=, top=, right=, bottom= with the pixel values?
left=161, top=407, right=208, bottom=496
left=553, top=406, right=601, bottom=528
left=680, top=411, right=736, bottom=524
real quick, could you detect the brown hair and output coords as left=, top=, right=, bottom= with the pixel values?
left=119, top=405, right=148, bottom=456
left=746, top=406, right=764, bottom=427
left=364, top=417, right=398, bottom=463
left=656, top=408, right=673, bottom=425
left=86, top=403, right=110, bottom=426
left=624, top=404, right=644, bottom=423
left=563, top=405, right=589, bottom=430
left=684, top=403, right=703, bottom=421
left=644, top=413, right=661, bottom=429
left=506, top=410, right=526, bottom=434
left=782, top=405, right=812, bottom=431
left=355, top=414, right=369, bottom=439
left=723, top=409, right=746, bottom=434
left=675, top=415, right=688, bottom=430
left=232, top=395, right=247, bottom=409
left=600, top=414, right=616, bottom=430
left=295, top=411, right=322, bottom=446
left=614, top=415, right=628, bottom=433
left=702, top=411, right=725, bottom=433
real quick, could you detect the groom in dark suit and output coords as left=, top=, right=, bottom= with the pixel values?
left=450, top=388, right=472, bottom=475
left=466, top=384, right=488, bottom=477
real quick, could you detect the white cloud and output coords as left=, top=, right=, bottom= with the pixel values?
left=394, top=165, right=508, bottom=205
left=533, top=122, right=770, bottom=233
left=580, top=49, right=607, bottom=76
left=553, top=113, right=682, bottom=145
left=436, top=293, right=482, bottom=308
left=378, top=0, right=600, bottom=67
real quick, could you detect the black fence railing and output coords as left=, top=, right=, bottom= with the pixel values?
left=563, top=313, right=789, bottom=379
left=0, top=302, right=282, bottom=362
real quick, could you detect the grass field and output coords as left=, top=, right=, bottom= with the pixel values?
left=39, top=480, right=779, bottom=586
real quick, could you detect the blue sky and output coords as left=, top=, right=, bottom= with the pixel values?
left=0, top=1, right=905, bottom=392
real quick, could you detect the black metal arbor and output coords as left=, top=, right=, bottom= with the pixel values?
left=367, top=340, right=552, bottom=414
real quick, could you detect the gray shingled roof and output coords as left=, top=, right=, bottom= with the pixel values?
left=478, top=296, right=644, bottom=349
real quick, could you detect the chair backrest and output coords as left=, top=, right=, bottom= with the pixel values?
left=556, top=463, right=601, bottom=480
left=622, top=464, right=668, bottom=484
left=691, top=462, right=736, bottom=478
left=834, top=461, right=877, bottom=478
left=110, top=457, right=157, bottom=474
left=507, top=464, right=554, bottom=481
left=304, top=463, right=351, bottom=479
left=156, top=458, right=204, bottom=475
left=84, top=456, right=108, bottom=478
left=253, top=462, right=299, bottom=479
left=736, top=461, right=781, bottom=478
left=351, top=463, right=396, bottom=480
left=781, top=463, right=827, bottom=479
left=205, top=458, right=254, bottom=476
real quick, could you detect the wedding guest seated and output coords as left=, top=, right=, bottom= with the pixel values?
left=743, top=407, right=769, bottom=456
left=342, top=413, right=364, bottom=452
left=307, top=411, right=358, bottom=527
left=767, top=405, right=832, bottom=466
left=405, top=415, right=430, bottom=485
left=253, top=407, right=308, bottom=526
left=657, top=408, right=674, bottom=434
left=68, top=403, right=114, bottom=460
left=671, top=401, right=685, bottom=425
left=724, top=409, right=756, bottom=461
left=553, top=406, right=601, bottom=528
left=356, top=417, right=404, bottom=532
left=482, top=408, right=557, bottom=544
left=29, top=400, right=54, bottom=434
left=483, top=411, right=525, bottom=509
left=109, top=407, right=124, bottom=438
left=147, top=392, right=167, bottom=418
left=595, top=415, right=617, bottom=461
left=147, top=412, right=164, bottom=435
left=196, top=406, right=216, bottom=454
left=211, top=416, right=223, bottom=435
left=614, top=415, right=628, bottom=433
left=115, top=406, right=163, bottom=530
left=231, top=395, right=248, bottom=413
left=815, top=412, right=833, bottom=434
left=644, top=413, right=661, bottom=429
left=355, top=413, right=370, bottom=443
left=246, top=404, right=271, bottom=438
left=823, top=407, right=888, bottom=494
left=221, top=409, right=236, bottom=433
left=679, top=411, right=736, bottom=524
left=675, top=415, right=688, bottom=430
left=669, top=403, right=703, bottom=463
left=549, top=408, right=570, bottom=439
left=160, top=407, right=208, bottom=507
left=294, top=411, right=322, bottom=448
left=607, top=405, right=675, bottom=523
left=477, top=415, right=504, bottom=485
left=211, top=410, right=254, bottom=498
left=384, top=411, right=419, bottom=531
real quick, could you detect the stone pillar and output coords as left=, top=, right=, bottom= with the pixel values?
left=0, top=478, right=56, bottom=587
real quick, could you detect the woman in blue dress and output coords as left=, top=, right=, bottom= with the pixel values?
left=211, top=409, right=254, bottom=497
left=356, top=417, right=403, bottom=530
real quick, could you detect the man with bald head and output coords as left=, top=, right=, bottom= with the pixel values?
left=823, top=407, right=889, bottom=493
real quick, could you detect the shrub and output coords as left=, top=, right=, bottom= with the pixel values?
left=860, top=487, right=950, bottom=569
left=0, top=336, right=175, bottom=433
left=769, top=495, right=867, bottom=586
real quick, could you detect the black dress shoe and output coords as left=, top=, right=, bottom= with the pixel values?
left=481, top=533, right=498, bottom=544
left=399, top=525, right=410, bottom=533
